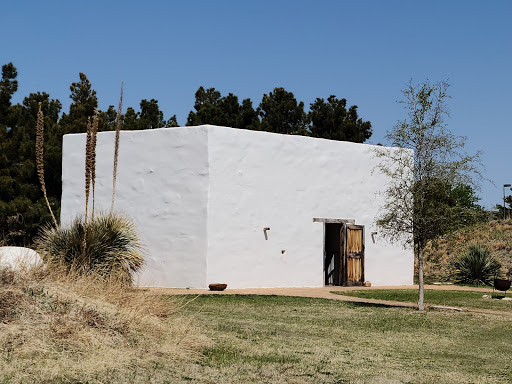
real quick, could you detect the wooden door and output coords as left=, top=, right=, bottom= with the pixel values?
left=341, top=224, right=364, bottom=286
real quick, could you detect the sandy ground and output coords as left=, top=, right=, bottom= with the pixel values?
left=144, top=284, right=494, bottom=296
left=141, top=284, right=512, bottom=316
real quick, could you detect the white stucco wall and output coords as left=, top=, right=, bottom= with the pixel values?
left=61, top=127, right=209, bottom=288
left=61, top=125, right=413, bottom=289
left=206, top=127, right=413, bottom=288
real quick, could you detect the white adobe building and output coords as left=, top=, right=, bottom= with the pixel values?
left=60, top=125, right=413, bottom=289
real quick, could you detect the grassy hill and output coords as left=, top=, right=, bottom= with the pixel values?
left=422, top=220, right=512, bottom=283
left=0, top=264, right=208, bottom=383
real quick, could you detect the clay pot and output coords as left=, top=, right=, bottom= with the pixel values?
left=209, top=283, right=227, bottom=291
left=494, top=278, right=511, bottom=292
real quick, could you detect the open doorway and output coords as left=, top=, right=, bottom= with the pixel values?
left=322, top=220, right=365, bottom=286
left=324, top=223, right=342, bottom=285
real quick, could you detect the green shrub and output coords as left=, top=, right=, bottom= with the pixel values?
left=34, top=212, right=144, bottom=285
left=454, top=245, right=501, bottom=286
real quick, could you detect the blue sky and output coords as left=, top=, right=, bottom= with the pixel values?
left=2, top=0, right=511, bottom=208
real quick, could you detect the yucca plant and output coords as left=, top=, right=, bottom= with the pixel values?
left=454, top=245, right=501, bottom=286
left=35, top=212, right=144, bottom=285
left=34, top=84, right=143, bottom=284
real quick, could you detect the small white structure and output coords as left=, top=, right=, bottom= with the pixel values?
left=61, top=125, right=413, bottom=289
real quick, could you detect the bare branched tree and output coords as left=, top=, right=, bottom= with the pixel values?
left=375, top=80, right=482, bottom=310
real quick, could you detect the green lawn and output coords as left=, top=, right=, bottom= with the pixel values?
left=332, top=289, right=512, bottom=312
left=176, top=294, right=512, bottom=383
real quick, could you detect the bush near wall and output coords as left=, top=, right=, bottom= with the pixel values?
left=34, top=212, right=144, bottom=285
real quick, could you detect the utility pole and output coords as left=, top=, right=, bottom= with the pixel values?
left=504, top=184, right=511, bottom=220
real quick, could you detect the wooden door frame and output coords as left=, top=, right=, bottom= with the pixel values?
left=341, top=223, right=365, bottom=286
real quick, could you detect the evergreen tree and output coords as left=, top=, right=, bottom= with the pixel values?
left=239, top=98, right=260, bottom=131
left=59, top=73, right=98, bottom=134
left=167, top=115, right=179, bottom=127
left=0, top=86, right=62, bottom=244
left=309, top=95, right=372, bottom=142
left=0, top=62, right=18, bottom=129
left=187, top=86, right=260, bottom=130
left=186, top=87, right=224, bottom=126
left=99, top=105, right=118, bottom=131
left=123, top=107, right=139, bottom=130
left=218, top=93, right=242, bottom=127
left=259, top=87, right=307, bottom=134
left=139, top=99, right=165, bottom=129
left=122, top=101, right=174, bottom=130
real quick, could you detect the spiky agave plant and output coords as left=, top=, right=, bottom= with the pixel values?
left=454, top=245, right=501, bottom=286
left=35, top=212, right=144, bottom=285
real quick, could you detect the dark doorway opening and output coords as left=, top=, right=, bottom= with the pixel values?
left=324, top=223, right=342, bottom=286
left=323, top=222, right=366, bottom=286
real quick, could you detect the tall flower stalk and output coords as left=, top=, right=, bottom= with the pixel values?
left=35, top=102, right=58, bottom=228
left=83, top=117, right=93, bottom=254
left=111, top=83, right=123, bottom=213
left=91, top=108, right=98, bottom=220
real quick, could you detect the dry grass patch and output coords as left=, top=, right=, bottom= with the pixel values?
left=0, top=263, right=209, bottom=383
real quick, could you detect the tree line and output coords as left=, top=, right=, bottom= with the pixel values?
left=0, top=63, right=372, bottom=245
left=186, top=86, right=372, bottom=142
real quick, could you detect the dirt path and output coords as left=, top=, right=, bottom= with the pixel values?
left=144, top=284, right=512, bottom=316
left=145, top=284, right=494, bottom=297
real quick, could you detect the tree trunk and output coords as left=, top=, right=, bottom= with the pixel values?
left=417, top=240, right=425, bottom=311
